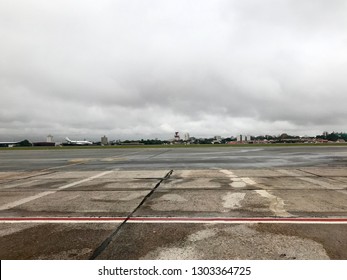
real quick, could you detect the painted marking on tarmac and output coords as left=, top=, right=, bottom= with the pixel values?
left=100, top=157, right=128, bottom=162
left=230, top=181, right=247, bottom=188
left=56, top=170, right=113, bottom=190
left=241, top=177, right=257, bottom=185
left=0, top=170, right=113, bottom=210
left=220, top=169, right=291, bottom=217
left=68, top=158, right=92, bottom=164
left=0, top=179, right=39, bottom=190
left=219, top=169, right=237, bottom=178
left=238, top=148, right=264, bottom=153
left=219, top=169, right=257, bottom=188
left=1, top=217, right=347, bottom=224
left=255, top=190, right=293, bottom=217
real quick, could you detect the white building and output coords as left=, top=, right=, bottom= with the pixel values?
left=101, top=135, right=108, bottom=145
left=237, top=135, right=252, bottom=142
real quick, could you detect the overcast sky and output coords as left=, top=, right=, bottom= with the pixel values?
left=1, top=0, right=347, bottom=141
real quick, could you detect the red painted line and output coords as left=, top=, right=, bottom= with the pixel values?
left=130, top=217, right=347, bottom=222
left=1, top=217, right=347, bottom=222
left=0, top=217, right=126, bottom=221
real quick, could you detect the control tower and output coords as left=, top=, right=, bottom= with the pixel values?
left=174, top=132, right=180, bottom=141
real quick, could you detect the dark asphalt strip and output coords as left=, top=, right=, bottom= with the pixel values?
left=89, top=169, right=173, bottom=260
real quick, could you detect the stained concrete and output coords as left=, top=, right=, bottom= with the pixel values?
left=0, top=147, right=347, bottom=259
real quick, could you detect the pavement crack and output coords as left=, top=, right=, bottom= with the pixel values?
left=297, top=169, right=322, bottom=177
left=89, top=169, right=173, bottom=260
left=128, top=169, right=173, bottom=216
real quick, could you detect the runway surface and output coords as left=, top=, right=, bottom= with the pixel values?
left=1, top=146, right=347, bottom=259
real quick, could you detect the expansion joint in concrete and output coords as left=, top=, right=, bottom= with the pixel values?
left=89, top=169, right=174, bottom=260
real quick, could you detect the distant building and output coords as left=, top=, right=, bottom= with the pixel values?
left=174, top=132, right=180, bottom=141
left=237, top=135, right=252, bottom=143
left=101, top=135, right=108, bottom=145
left=184, top=133, right=190, bottom=141
left=33, top=135, right=55, bottom=146
left=33, top=142, right=55, bottom=147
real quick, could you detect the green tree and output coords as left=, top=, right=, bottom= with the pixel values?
left=327, top=133, right=339, bottom=142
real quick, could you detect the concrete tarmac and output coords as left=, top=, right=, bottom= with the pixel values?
left=0, top=146, right=347, bottom=259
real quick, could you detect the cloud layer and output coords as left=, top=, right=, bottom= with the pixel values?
left=1, top=0, right=347, bottom=141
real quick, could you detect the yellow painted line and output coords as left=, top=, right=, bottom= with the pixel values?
left=68, top=158, right=92, bottom=163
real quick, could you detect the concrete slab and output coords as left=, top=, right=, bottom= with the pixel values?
left=102, top=170, right=170, bottom=179
left=0, top=223, right=36, bottom=238
left=37, top=171, right=170, bottom=180
left=136, top=190, right=272, bottom=217
left=0, top=191, right=43, bottom=208
left=299, top=167, right=347, bottom=177
left=295, top=176, right=347, bottom=190
left=96, top=223, right=347, bottom=260
left=170, top=170, right=228, bottom=179
left=70, top=178, right=161, bottom=190
left=0, top=172, right=21, bottom=180
left=160, top=178, right=233, bottom=189
left=334, top=177, right=347, bottom=183
left=0, top=179, right=71, bottom=190
left=253, top=177, right=347, bottom=190
left=4, top=191, right=149, bottom=217
left=276, top=169, right=319, bottom=177
left=37, top=171, right=106, bottom=179
left=0, top=171, right=53, bottom=182
left=162, top=169, right=260, bottom=190
left=0, top=223, right=117, bottom=259
left=230, top=169, right=291, bottom=177
left=270, top=189, right=347, bottom=217
left=1, top=147, right=347, bottom=260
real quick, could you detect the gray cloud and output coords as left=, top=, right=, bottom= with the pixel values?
left=1, top=0, right=347, bottom=142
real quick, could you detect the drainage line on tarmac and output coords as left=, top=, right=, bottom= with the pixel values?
left=89, top=169, right=173, bottom=260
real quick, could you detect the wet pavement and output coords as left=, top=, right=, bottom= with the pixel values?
left=0, top=146, right=347, bottom=259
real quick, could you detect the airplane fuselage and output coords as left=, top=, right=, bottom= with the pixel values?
left=65, top=137, right=93, bottom=145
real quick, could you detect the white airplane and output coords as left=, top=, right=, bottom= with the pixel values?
left=65, top=137, right=93, bottom=145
